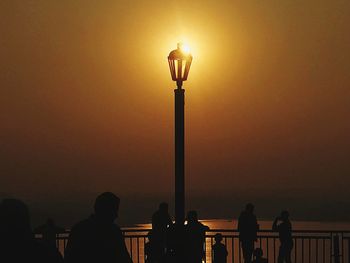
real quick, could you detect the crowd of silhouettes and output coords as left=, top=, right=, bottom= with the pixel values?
left=146, top=205, right=209, bottom=263
left=0, top=194, right=295, bottom=263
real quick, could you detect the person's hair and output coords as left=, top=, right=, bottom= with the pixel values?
left=214, top=233, right=223, bottom=242
left=0, top=198, right=32, bottom=237
left=94, top=192, right=120, bottom=216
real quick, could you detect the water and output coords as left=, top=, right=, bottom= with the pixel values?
left=134, top=219, right=350, bottom=231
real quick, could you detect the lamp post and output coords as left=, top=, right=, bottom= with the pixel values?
left=168, top=43, right=192, bottom=261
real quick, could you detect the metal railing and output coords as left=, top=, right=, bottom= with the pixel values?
left=46, top=229, right=350, bottom=263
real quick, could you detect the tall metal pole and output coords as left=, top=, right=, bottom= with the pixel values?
left=174, top=83, right=185, bottom=225
left=174, top=82, right=185, bottom=263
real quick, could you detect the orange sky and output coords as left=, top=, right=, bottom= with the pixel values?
left=1, top=0, right=350, bottom=222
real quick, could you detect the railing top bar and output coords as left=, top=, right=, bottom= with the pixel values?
left=205, top=234, right=332, bottom=239
left=51, top=235, right=341, bottom=240
left=121, top=228, right=350, bottom=234
left=56, top=228, right=350, bottom=235
left=206, top=229, right=350, bottom=234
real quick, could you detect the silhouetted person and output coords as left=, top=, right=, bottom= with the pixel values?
left=184, top=210, right=209, bottom=263
left=272, top=211, right=293, bottom=263
left=164, top=221, right=176, bottom=263
left=64, top=192, right=132, bottom=263
left=212, top=233, right=228, bottom=263
left=252, top=248, right=268, bottom=263
left=238, top=203, right=259, bottom=263
left=0, top=198, right=63, bottom=263
left=35, top=218, right=65, bottom=248
left=151, top=202, right=173, bottom=262
left=145, top=231, right=156, bottom=263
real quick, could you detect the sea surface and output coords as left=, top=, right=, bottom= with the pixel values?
left=132, top=219, right=350, bottom=231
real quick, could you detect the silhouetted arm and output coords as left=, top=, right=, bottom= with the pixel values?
left=237, top=214, right=242, bottom=231
left=254, top=215, right=259, bottom=231
left=115, top=227, right=133, bottom=263
left=272, top=217, right=279, bottom=232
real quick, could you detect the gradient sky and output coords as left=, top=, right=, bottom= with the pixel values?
left=1, top=0, right=350, bottom=224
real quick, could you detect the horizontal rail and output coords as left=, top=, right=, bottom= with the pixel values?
left=121, top=228, right=350, bottom=234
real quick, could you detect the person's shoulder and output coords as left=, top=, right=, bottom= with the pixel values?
left=70, top=217, right=94, bottom=233
left=219, top=243, right=226, bottom=248
left=197, top=222, right=209, bottom=231
left=111, top=222, right=122, bottom=231
left=212, top=243, right=220, bottom=249
left=152, top=211, right=160, bottom=222
left=239, top=210, right=247, bottom=218
left=152, top=210, right=160, bottom=217
left=110, top=223, right=123, bottom=236
left=202, top=224, right=210, bottom=230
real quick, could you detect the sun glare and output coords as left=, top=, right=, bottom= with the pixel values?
left=180, top=43, right=191, bottom=54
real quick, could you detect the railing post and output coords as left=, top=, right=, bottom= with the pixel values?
left=333, top=235, right=340, bottom=263
left=348, top=238, right=350, bottom=263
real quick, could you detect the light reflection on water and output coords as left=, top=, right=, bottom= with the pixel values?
left=134, top=219, right=350, bottom=231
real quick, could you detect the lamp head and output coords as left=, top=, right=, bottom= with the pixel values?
left=168, top=43, right=193, bottom=88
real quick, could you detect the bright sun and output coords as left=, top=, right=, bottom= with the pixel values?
left=180, top=43, right=191, bottom=54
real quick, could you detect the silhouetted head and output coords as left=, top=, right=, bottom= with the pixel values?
left=0, top=199, right=32, bottom=239
left=245, top=203, right=254, bottom=213
left=94, top=192, right=120, bottom=223
left=159, top=202, right=168, bottom=213
left=253, top=248, right=263, bottom=258
left=186, top=210, right=198, bottom=223
left=214, top=233, right=223, bottom=242
left=280, top=210, right=290, bottom=221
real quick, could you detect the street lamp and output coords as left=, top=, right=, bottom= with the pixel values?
left=168, top=43, right=192, bottom=226
left=168, top=43, right=193, bottom=89
left=168, top=42, right=192, bottom=262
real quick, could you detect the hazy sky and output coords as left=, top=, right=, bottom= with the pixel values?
left=1, top=0, right=350, bottom=224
